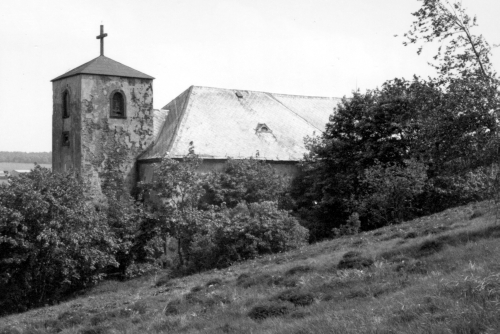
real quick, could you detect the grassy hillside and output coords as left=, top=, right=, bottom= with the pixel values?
left=1, top=201, right=500, bottom=333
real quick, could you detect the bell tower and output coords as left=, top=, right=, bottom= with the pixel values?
left=51, top=25, right=154, bottom=193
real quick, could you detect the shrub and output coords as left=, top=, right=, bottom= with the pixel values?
left=202, top=158, right=290, bottom=209
left=206, top=278, right=223, bottom=287
left=79, top=325, right=109, bottom=334
left=142, top=157, right=307, bottom=273
left=357, top=160, right=428, bottom=228
left=416, top=239, right=446, bottom=257
left=285, top=265, right=313, bottom=276
left=0, top=166, right=118, bottom=315
left=248, top=301, right=294, bottom=320
left=404, top=231, right=418, bottom=239
left=164, top=299, right=184, bottom=315
left=273, top=289, right=315, bottom=306
left=337, top=252, right=374, bottom=270
left=187, top=202, right=309, bottom=271
left=237, top=273, right=278, bottom=288
left=332, top=212, right=361, bottom=236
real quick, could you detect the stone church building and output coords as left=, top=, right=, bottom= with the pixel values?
left=51, top=27, right=340, bottom=192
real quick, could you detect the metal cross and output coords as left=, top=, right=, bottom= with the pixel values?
left=96, top=25, right=108, bottom=56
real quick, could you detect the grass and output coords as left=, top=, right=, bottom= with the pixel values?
left=1, top=200, right=500, bottom=333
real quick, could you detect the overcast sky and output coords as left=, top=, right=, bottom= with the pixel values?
left=0, top=0, right=498, bottom=152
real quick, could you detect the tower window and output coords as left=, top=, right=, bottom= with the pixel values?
left=62, top=91, right=70, bottom=118
left=62, top=131, right=70, bottom=147
left=110, top=91, right=126, bottom=118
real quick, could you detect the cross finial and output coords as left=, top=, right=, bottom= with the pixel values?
left=96, top=25, right=108, bottom=56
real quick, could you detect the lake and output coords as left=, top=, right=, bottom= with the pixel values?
left=0, top=162, right=51, bottom=172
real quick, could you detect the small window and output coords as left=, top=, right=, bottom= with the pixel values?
left=110, top=91, right=126, bottom=118
left=256, top=123, right=272, bottom=133
left=62, top=131, right=70, bottom=147
left=62, top=91, right=70, bottom=118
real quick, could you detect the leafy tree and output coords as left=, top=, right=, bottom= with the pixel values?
left=143, top=155, right=205, bottom=268
left=99, top=159, right=152, bottom=278
left=404, top=0, right=495, bottom=81
left=202, top=158, right=290, bottom=209
left=141, top=157, right=306, bottom=272
left=404, top=0, right=500, bottom=208
left=188, top=202, right=308, bottom=271
left=357, top=159, right=428, bottom=227
left=0, top=166, right=117, bottom=315
left=292, top=75, right=496, bottom=240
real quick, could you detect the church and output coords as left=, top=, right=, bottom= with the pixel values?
left=51, top=26, right=341, bottom=193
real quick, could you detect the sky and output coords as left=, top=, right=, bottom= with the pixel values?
left=0, top=0, right=499, bottom=152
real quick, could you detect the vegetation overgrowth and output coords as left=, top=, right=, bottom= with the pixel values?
left=1, top=0, right=499, bottom=330
left=1, top=200, right=499, bottom=333
left=290, top=0, right=500, bottom=240
left=0, top=159, right=306, bottom=315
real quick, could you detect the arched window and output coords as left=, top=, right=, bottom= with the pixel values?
left=62, top=91, right=70, bottom=118
left=110, top=91, right=126, bottom=118
left=62, top=131, right=70, bottom=147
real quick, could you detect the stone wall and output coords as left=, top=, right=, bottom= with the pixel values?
left=52, top=76, right=82, bottom=173
left=79, top=75, right=154, bottom=194
left=138, top=158, right=299, bottom=184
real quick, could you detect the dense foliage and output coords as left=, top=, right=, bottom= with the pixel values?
left=0, top=166, right=117, bottom=315
left=188, top=202, right=308, bottom=271
left=291, top=0, right=500, bottom=241
left=0, top=151, right=51, bottom=164
left=2, top=0, right=498, bottom=317
left=141, top=157, right=305, bottom=273
left=202, top=158, right=290, bottom=209
left=291, top=76, right=498, bottom=240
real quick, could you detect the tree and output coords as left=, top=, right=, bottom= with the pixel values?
left=99, top=159, right=151, bottom=278
left=143, top=155, right=205, bottom=268
left=202, top=158, right=290, bottom=209
left=0, top=166, right=117, bottom=315
left=404, top=0, right=495, bottom=81
left=357, top=159, right=428, bottom=227
left=292, top=76, right=497, bottom=239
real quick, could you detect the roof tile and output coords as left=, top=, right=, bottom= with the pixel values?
left=141, top=86, right=341, bottom=162
left=51, top=56, right=154, bottom=81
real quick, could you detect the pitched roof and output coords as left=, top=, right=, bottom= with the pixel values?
left=152, top=108, right=169, bottom=140
left=51, top=55, right=154, bottom=82
left=140, top=86, right=341, bottom=162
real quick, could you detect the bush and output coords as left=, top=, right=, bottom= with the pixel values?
left=188, top=202, right=309, bottom=271
left=273, top=289, right=315, bottom=306
left=248, top=301, right=294, bottom=320
left=337, top=252, right=374, bottom=270
left=236, top=273, right=299, bottom=289
left=202, top=158, right=290, bottom=209
left=0, top=166, right=118, bottom=315
left=285, top=265, right=313, bottom=276
left=357, top=160, right=428, bottom=228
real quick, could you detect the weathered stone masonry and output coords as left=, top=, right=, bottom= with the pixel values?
left=80, top=75, right=153, bottom=193
left=52, top=55, right=154, bottom=195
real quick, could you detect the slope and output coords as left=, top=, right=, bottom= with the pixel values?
left=1, top=201, right=500, bottom=334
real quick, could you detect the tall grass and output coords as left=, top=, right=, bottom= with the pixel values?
left=1, top=201, right=499, bottom=333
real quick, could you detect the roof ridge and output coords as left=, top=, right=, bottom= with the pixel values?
left=265, top=92, right=324, bottom=132
left=166, top=86, right=195, bottom=155
left=51, top=55, right=154, bottom=81
left=191, top=85, right=339, bottom=100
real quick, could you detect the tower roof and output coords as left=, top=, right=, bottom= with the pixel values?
left=51, top=55, right=154, bottom=82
